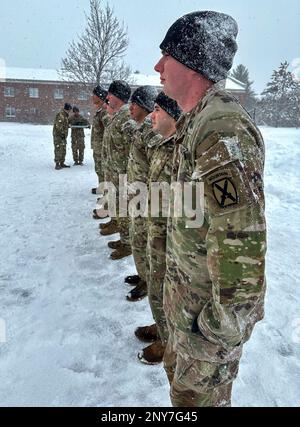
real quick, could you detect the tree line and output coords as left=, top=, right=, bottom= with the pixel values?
left=232, top=62, right=300, bottom=128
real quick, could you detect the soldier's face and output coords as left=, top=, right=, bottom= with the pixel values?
left=106, top=104, right=114, bottom=116
left=130, top=102, right=147, bottom=123
left=151, top=104, right=175, bottom=137
left=105, top=96, right=115, bottom=117
left=154, top=53, right=194, bottom=101
left=92, top=94, right=101, bottom=107
left=107, top=94, right=122, bottom=116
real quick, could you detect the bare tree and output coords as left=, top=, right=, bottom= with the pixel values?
left=60, top=0, right=132, bottom=85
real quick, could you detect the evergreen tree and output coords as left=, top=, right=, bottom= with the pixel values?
left=231, top=64, right=257, bottom=114
left=258, top=61, right=300, bottom=127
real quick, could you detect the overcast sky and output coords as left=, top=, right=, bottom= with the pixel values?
left=0, top=0, right=299, bottom=93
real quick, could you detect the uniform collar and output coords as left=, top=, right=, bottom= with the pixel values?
left=110, top=103, right=129, bottom=120
left=119, top=104, right=129, bottom=113
left=138, top=116, right=151, bottom=130
left=147, top=133, right=163, bottom=149
left=175, top=85, right=218, bottom=141
left=160, top=134, right=176, bottom=146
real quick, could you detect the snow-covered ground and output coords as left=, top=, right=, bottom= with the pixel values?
left=0, top=123, right=299, bottom=407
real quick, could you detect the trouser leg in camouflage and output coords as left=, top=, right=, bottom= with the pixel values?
left=146, top=232, right=169, bottom=344
left=54, top=137, right=67, bottom=163
left=163, top=326, right=240, bottom=407
left=93, top=151, right=103, bottom=184
left=72, top=141, right=79, bottom=163
left=130, top=217, right=148, bottom=282
left=119, top=217, right=131, bottom=247
left=115, top=187, right=131, bottom=247
left=75, top=138, right=85, bottom=163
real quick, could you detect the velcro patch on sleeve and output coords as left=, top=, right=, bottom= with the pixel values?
left=212, top=178, right=238, bottom=208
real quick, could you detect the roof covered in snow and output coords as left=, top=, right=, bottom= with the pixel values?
left=2, top=67, right=246, bottom=92
left=3, top=67, right=62, bottom=83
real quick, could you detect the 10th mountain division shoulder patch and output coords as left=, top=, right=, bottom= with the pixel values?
left=212, top=178, right=238, bottom=208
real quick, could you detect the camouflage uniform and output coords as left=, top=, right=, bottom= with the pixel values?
left=102, top=113, right=113, bottom=185
left=147, top=135, right=175, bottom=344
left=164, top=87, right=267, bottom=407
left=127, top=118, right=159, bottom=282
left=104, top=105, right=131, bottom=246
left=53, top=109, right=69, bottom=163
left=69, top=114, right=90, bottom=163
left=91, top=108, right=108, bottom=183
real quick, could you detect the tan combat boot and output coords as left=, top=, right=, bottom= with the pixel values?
left=110, top=244, right=132, bottom=260
left=108, top=240, right=122, bottom=250
left=127, top=280, right=148, bottom=302
left=100, top=221, right=119, bottom=236
left=138, top=340, right=166, bottom=365
left=135, top=324, right=158, bottom=342
left=125, top=275, right=141, bottom=285
left=99, top=221, right=111, bottom=230
left=93, top=209, right=109, bottom=220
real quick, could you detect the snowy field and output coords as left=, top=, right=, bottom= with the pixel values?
left=0, top=122, right=299, bottom=407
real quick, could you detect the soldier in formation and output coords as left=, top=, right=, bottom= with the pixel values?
left=125, top=86, right=158, bottom=302
left=136, top=92, right=181, bottom=366
left=154, top=11, right=267, bottom=407
left=90, top=86, right=109, bottom=196
left=99, top=80, right=133, bottom=260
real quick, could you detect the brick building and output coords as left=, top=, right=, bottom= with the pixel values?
left=0, top=67, right=246, bottom=124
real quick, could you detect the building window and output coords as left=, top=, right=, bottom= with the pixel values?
left=4, top=87, right=15, bottom=97
left=54, top=89, right=64, bottom=100
left=29, top=88, right=39, bottom=98
left=30, top=108, right=38, bottom=115
left=78, top=91, right=88, bottom=101
left=5, top=107, right=16, bottom=118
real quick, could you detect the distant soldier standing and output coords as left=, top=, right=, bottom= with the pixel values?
left=155, top=11, right=267, bottom=407
left=53, top=103, right=72, bottom=170
left=136, top=92, right=181, bottom=365
left=91, top=86, right=109, bottom=195
left=69, top=106, right=90, bottom=166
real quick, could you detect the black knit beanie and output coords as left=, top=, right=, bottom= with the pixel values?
left=93, top=85, right=108, bottom=101
left=155, top=92, right=182, bottom=121
left=131, top=86, right=158, bottom=113
left=159, top=11, right=238, bottom=83
left=108, top=80, right=131, bottom=103
left=64, top=103, right=72, bottom=111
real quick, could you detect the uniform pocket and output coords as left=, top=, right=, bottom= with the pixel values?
left=175, top=354, right=240, bottom=393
